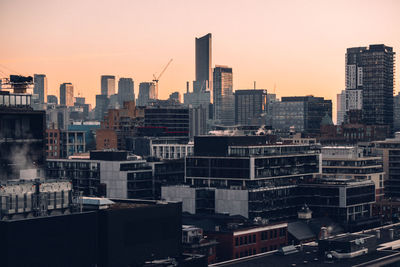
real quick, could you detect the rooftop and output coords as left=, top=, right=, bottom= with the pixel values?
left=212, top=223, right=400, bottom=267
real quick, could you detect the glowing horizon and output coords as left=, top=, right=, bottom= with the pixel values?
left=1, top=0, right=400, bottom=123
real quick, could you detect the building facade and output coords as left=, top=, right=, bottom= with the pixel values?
left=118, top=77, right=135, bottom=107
left=195, top=33, right=212, bottom=93
left=59, top=83, right=74, bottom=106
left=213, top=66, right=234, bottom=126
left=137, top=82, right=156, bottom=106
left=162, top=136, right=321, bottom=221
left=235, top=89, right=267, bottom=126
left=33, top=74, right=47, bottom=104
left=101, top=75, right=115, bottom=96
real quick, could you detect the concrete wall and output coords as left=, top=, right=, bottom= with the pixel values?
left=100, top=161, right=127, bottom=198
left=215, top=189, right=248, bottom=218
left=161, top=186, right=196, bottom=214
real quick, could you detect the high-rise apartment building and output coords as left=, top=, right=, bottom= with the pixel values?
left=118, top=77, right=134, bottom=106
left=361, top=45, right=395, bottom=130
left=235, top=89, right=267, bottom=125
left=33, top=74, right=47, bottom=104
left=59, top=83, right=74, bottom=106
left=213, top=65, right=234, bottom=126
left=338, top=45, right=395, bottom=130
left=194, top=33, right=212, bottom=93
left=137, top=82, right=156, bottom=106
left=101, top=75, right=115, bottom=96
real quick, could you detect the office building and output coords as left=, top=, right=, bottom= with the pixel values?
left=270, top=96, right=332, bottom=134
left=299, top=178, right=377, bottom=229
left=118, top=77, right=135, bottom=106
left=213, top=66, right=234, bottom=126
left=235, top=89, right=267, bottom=125
left=33, top=74, right=47, bottom=104
left=47, top=151, right=154, bottom=199
left=195, top=33, right=212, bottom=93
left=162, top=135, right=321, bottom=221
left=101, top=75, right=115, bottom=96
left=137, top=82, right=156, bottom=106
left=321, top=146, right=384, bottom=201
left=59, top=82, right=74, bottom=106
left=138, top=107, right=189, bottom=140
left=95, top=94, right=110, bottom=121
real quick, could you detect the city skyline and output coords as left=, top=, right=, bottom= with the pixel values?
left=1, top=0, right=400, bottom=122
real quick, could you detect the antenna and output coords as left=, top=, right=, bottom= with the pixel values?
left=254, top=81, right=256, bottom=90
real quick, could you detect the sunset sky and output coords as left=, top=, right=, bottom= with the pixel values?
left=1, top=0, right=400, bottom=122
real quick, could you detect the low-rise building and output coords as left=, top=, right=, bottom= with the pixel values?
left=321, top=146, right=384, bottom=201
left=46, top=150, right=154, bottom=199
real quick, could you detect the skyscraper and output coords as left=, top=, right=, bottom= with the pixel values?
left=33, top=74, right=48, bottom=104
left=235, top=89, right=267, bottom=125
left=59, top=83, right=74, bottom=106
left=213, top=65, right=234, bottom=125
left=338, top=45, right=395, bottom=130
left=137, top=82, right=156, bottom=106
left=118, top=78, right=135, bottom=106
left=194, top=33, right=212, bottom=93
left=101, top=75, right=116, bottom=96
left=361, top=45, right=395, bottom=130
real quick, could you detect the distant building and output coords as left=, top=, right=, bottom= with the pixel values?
left=195, top=33, right=212, bottom=92
left=270, top=96, right=332, bottom=134
left=138, top=107, right=189, bottom=140
left=213, top=66, right=234, bottom=126
left=33, top=74, right=47, bottom=104
left=394, top=93, right=400, bottom=132
left=336, top=89, right=362, bottom=125
left=59, top=83, right=74, bottom=106
left=118, top=77, right=135, bottom=106
left=169, top=91, right=181, bottom=103
left=235, top=89, right=267, bottom=125
left=137, top=82, right=156, bottom=106
left=95, top=94, right=110, bottom=121
left=47, top=95, right=58, bottom=104
left=101, top=75, right=115, bottom=96
left=189, top=106, right=208, bottom=139
left=45, top=128, right=86, bottom=159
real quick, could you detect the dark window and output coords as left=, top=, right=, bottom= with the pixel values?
left=235, top=237, right=239, bottom=246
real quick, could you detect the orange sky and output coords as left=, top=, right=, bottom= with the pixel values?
left=1, top=0, right=400, bottom=123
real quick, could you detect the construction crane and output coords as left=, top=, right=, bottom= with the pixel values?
left=152, top=59, right=173, bottom=97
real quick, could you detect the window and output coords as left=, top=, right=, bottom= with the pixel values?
left=240, top=237, right=243, bottom=245
left=244, top=236, right=247, bottom=244
left=235, top=237, right=239, bottom=246
left=253, top=248, right=256, bottom=255
left=253, top=234, right=256, bottom=243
